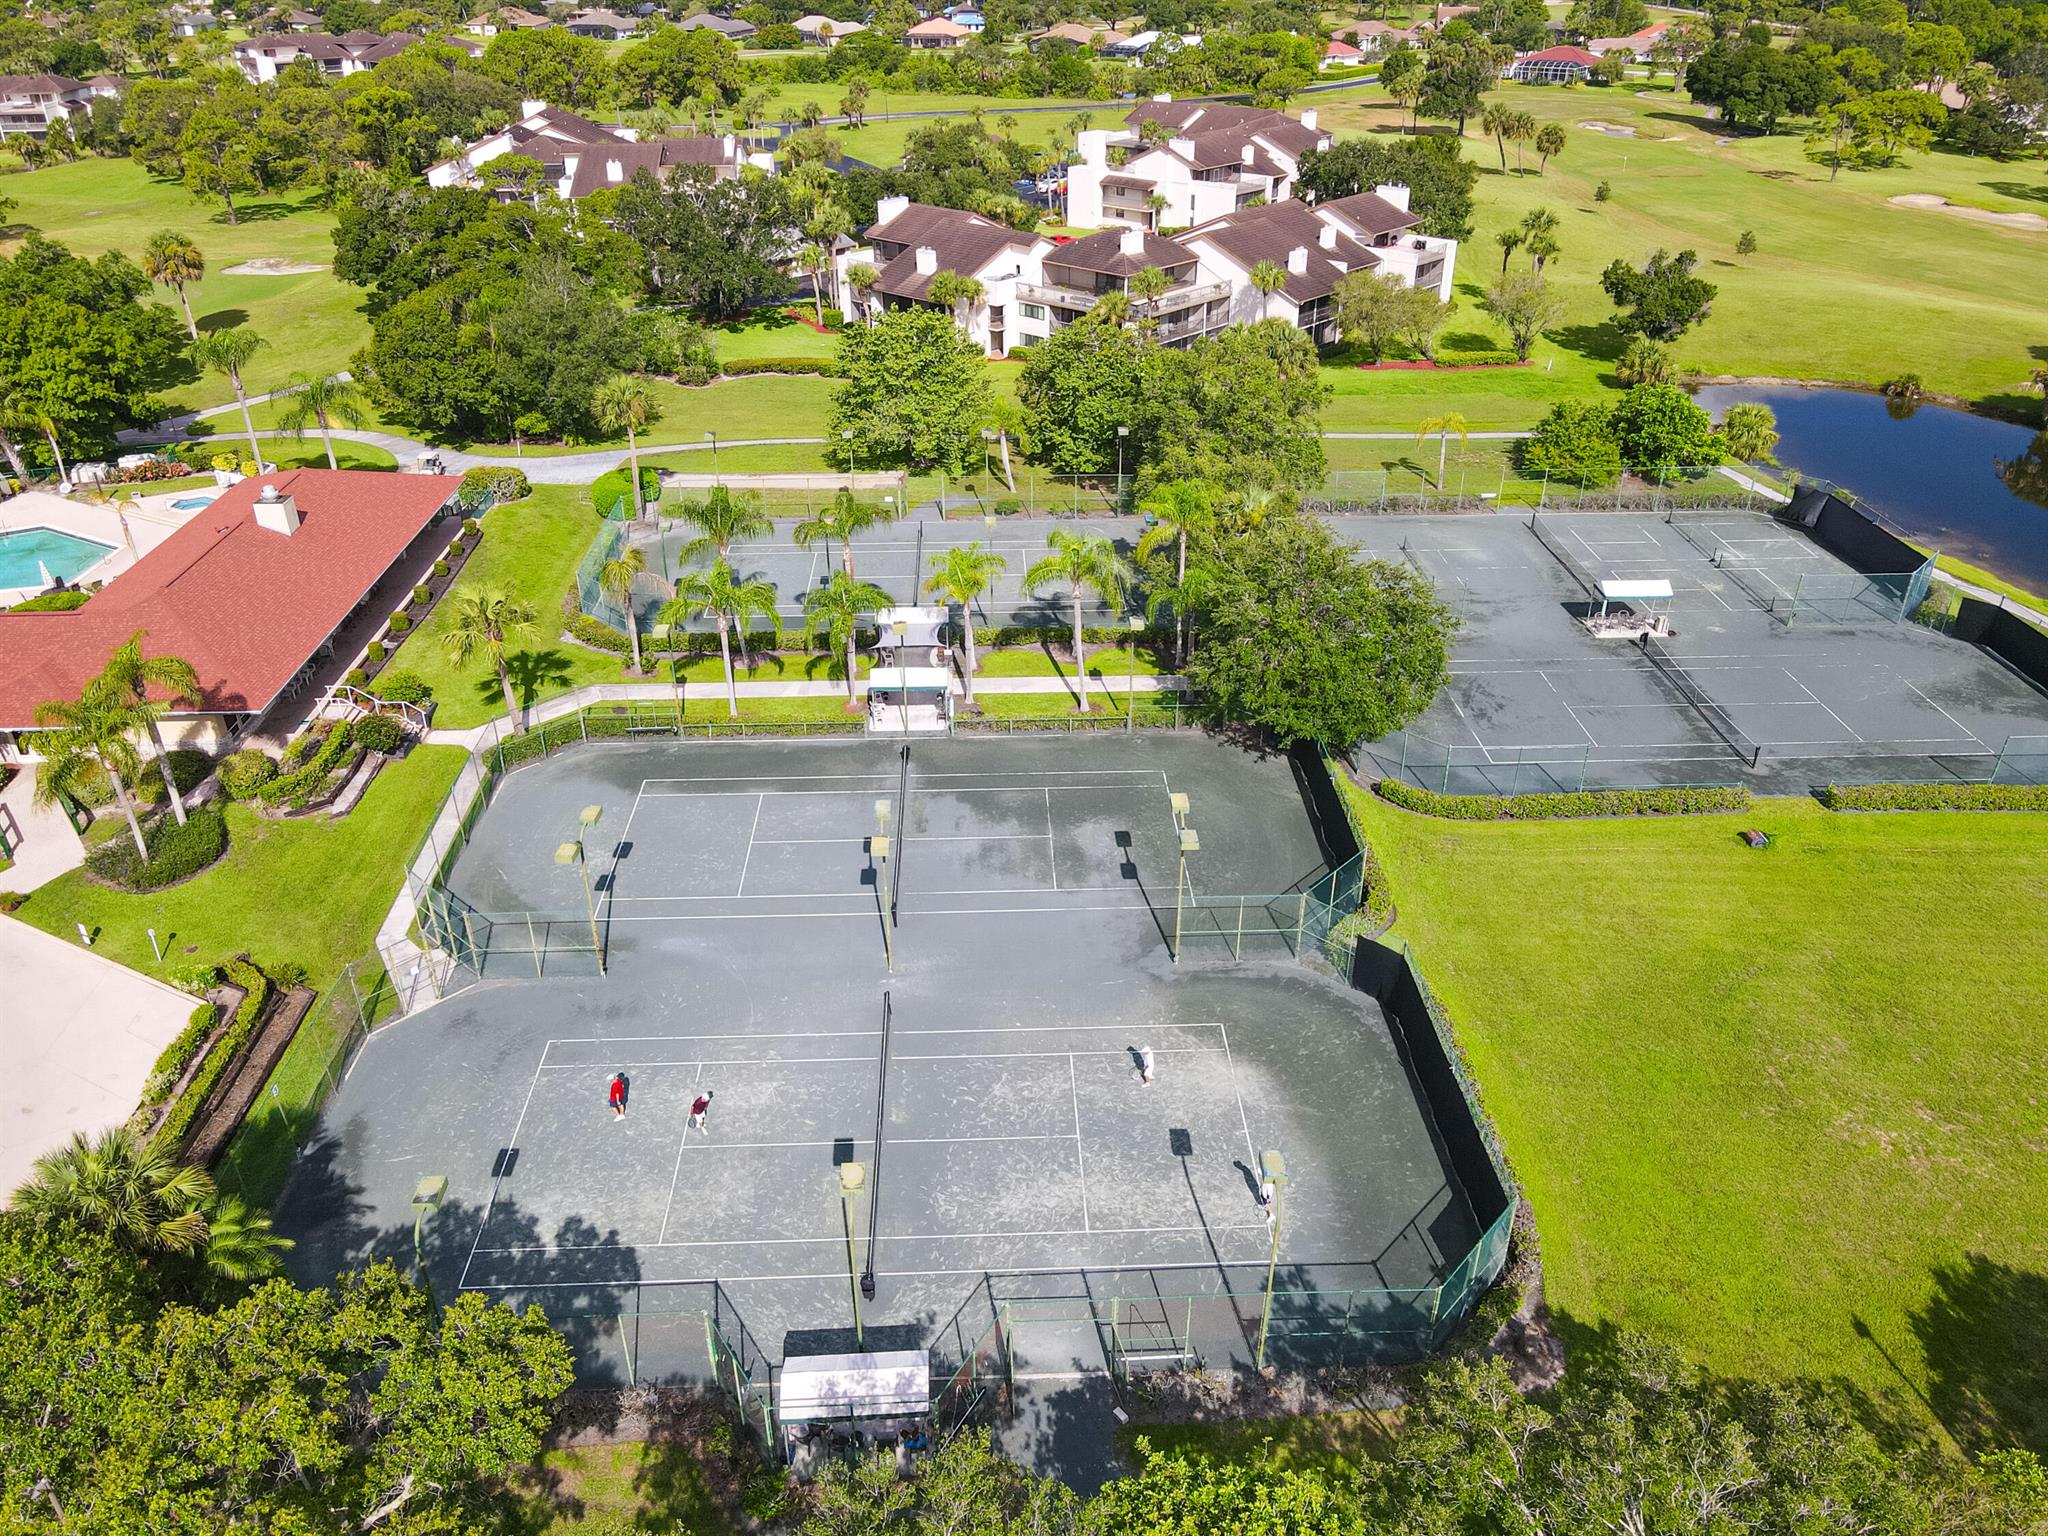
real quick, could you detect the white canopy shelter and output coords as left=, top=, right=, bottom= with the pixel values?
left=1599, top=578, right=1674, bottom=604
left=867, top=666, right=952, bottom=693
left=776, top=1349, right=930, bottom=1425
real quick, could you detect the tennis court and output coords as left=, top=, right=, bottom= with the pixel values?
left=626, top=515, right=1147, bottom=630
left=1335, top=511, right=2048, bottom=793
left=277, top=736, right=1482, bottom=1397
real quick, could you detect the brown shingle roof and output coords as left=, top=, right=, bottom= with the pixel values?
left=1180, top=201, right=1380, bottom=303
left=1051, top=228, right=1187, bottom=277
left=864, top=204, right=1037, bottom=301
left=560, top=137, right=740, bottom=197
left=1315, top=190, right=1423, bottom=239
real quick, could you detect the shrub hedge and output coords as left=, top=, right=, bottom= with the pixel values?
left=353, top=714, right=404, bottom=754
left=254, top=721, right=359, bottom=810
left=1818, top=782, right=2048, bottom=812
left=152, top=957, right=271, bottom=1153
left=8, top=589, right=91, bottom=612
left=142, top=1002, right=221, bottom=1103
left=719, top=358, right=840, bottom=377
left=217, top=749, right=277, bottom=800
left=1375, top=779, right=1750, bottom=820
left=84, top=804, right=229, bottom=890
left=386, top=613, right=412, bottom=635
left=375, top=672, right=433, bottom=705
left=460, top=465, right=529, bottom=503
left=591, top=466, right=662, bottom=518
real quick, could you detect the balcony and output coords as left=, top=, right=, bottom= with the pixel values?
left=1017, top=278, right=1231, bottom=320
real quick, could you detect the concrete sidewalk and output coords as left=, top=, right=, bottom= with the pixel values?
left=0, top=763, right=84, bottom=893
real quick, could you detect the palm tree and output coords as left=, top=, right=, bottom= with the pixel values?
left=1717, top=402, right=1780, bottom=464
left=11, top=1127, right=213, bottom=1255
left=1481, top=101, right=1514, bottom=170
left=793, top=490, right=898, bottom=580
left=1248, top=259, right=1289, bottom=321
left=99, top=630, right=202, bottom=828
left=1127, top=264, right=1171, bottom=331
left=443, top=585, right=540, bottom=725
left=600, top=546, right=648, bottom=672
left=33, top=682, right=152, bottom=860
left=1526, top=232, right=1560, bottom=274
left=926, top=542, right=1007, bottom=708
left=1145, top=190, right=1169, bottom=230
left=926, top=269, right=985, bottom=335
left=592, top=374, right=659, bottom=520
left=0, top=391, right=33, bottom=487
left=190, top=326, right=266, bottom=471
left=798, top=242, right=833, bottom=326
left=141, top=230, right=205, bottom=340
left=274, top=373, right=366, bottom=471
left=846, top=261, right=880, bottom=327
left=1089, top=288, right=1133, bottom=328
left=1136, top=480, right=1211, bottom=665
left=1495, top=228, right=1523, bottom=273
left=804, top=571, right=891, bottom=706
left=1535, top=121, right=1566, bottom=174
left=1508, top=110, right=1538, bottom=174
left=662, top=563, right=780, bottom=719
left=200, top=1192, right=294, bottom=1282
left=1023, top=530, right=1132, bottom=713
left=675, top=484, right=771, bottom=564
left=1416, top=412, right=1470, bottom=490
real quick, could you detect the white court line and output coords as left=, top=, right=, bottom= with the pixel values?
left=1898, top=675, right=1988, bottom=749
left=640, top=784, right=1166, bottom=800
left=457, top=1052, right=551, bottom=1290
left=754, top=833, right=1054, bottom=844
left=466, top=1220, right=1272, bottom=1258
left=895, top=1021, right=1226, bottom=1035
left=893, top=1047, right=1224, bottom=1061
left=601, top=901, right=1162, bottom=922
left=606, top=884, right=1135, bottom=902
left=733, top=792, right=765, bottom=897
left=655, top=1061, right=706, bottom=1243
left=547, top=1030, right=883, bottom=1043
left=1068, top=1053, right=1091, bottom=1233
left=540, top=1054, right=878, bottom=1070
left=1220, top=1024, right=1258, bottom=1169
left=1046, top=787, right=1058, bottom=890
left=1780, top=668, right=1865, bottom=742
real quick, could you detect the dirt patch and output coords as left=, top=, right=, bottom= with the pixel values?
left=221, top=257, right=328, bottom=275
left=1887, top=193, right=2048, bottom=232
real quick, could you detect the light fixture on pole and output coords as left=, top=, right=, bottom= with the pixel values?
left=411, top=1173, right=448, bottom=1302
left=1255, top=1149, right=1289, bottom=1369
left=871, top=802, right=894, bottom=972
left=554, top=802, right=606, bottom=974
left=980, top=426, right=996, bottom=480
left=1116, top=425, right=1130, bottom=509
left=704, top=430, right=718, bottom=482
left=842, top=427, right=856, bottom=489
left=1125, top=613, right=1144, bottom=732
left=838, top=1161, right=868, bottom=1347
left=1170, top=792, right=1196, bottom=962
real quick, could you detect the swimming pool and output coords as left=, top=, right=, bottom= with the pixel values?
left=170, top=494, right=219, bottom=511
left=0, top=526, right=114, bottom=589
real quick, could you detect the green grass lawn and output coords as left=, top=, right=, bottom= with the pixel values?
left=1314, top=86, right=2048, bottom=421
left=1, top=157, right=366, bottom=414
left=382, top=487, right=631, bottom=727
left=1345, top=782, right=2048, bottom=1455
left=157, top=436, right=400, bottom=473
left=706, top=305, right=841, bottom=360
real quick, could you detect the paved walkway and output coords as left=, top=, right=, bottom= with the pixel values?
left=0, top=763, right=83, bottom=893
left=0, top=916, right=195, bottom=1192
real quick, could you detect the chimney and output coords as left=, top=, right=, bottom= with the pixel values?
left=1299, top=108, right=1317, bottom=130
left=1169, top=136, right=1195, bottom=158
left=1152, top=92, right=1172, bottom=102
left=876, top=193, right=911, bottom=225
left=1079, top=127, right=1109, bottom=165
left=1286, top=245, right=1308, bottom=274
left=604, top=158, right=624, bottom=182
left=1318, top=223, right=1337, bottom=249
left=252, top=482, right=299, bottom=535
left=521, top=97, right=546, bottom=118
left=915, top=245, right=938, bottom=275
left=1119, top=226, right=1145, bottom=257
left=721, top=133, right=734, bottom=156
left=1373, top=182, right=1412, bottom=211
left=1240, top=144, right=1254, bottom=165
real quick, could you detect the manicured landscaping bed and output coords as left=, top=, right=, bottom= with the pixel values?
left=1345, top=778, right=2048, bottom=1453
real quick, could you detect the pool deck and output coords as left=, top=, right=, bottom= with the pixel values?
left=0, top=489, right=207, bottom=605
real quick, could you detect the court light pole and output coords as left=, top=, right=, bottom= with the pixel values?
left=705, top=430, right=718, bottom=483
left=411, top=1173, right=447, bottom=1305
left=1255, top=1149, right=1289, bottom=1370
left=1170, top=792, right=1197, bottom=963
left=1116, top=425, right=1129, bottom=511
left=843, top=428, right=856, bottom=491
left=554, top=802, right=606, bottom=975
left=1125, top=613, right=1143, bottom=732
left=839, top=1161, right=868, bottom=1348
left=872, top=799, right=894, bottom=972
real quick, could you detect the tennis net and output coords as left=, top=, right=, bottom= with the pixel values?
left=1717, top=562, right=1789, bottom=617
left=1640, top=637, right=1762, bottom=767
left=1665, top=512, right=1726, bottom=565
left=1526, top=514, right=1601, bottom=599
left=891, top=744, right=910, bottom=921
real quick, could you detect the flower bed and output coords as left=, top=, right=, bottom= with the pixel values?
left=252, top=721, right=362, bottom=813
left=150, top=957, right=272, bottom=1154
left=349, top=516, right=484, bottom=690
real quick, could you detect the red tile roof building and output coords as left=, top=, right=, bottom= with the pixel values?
left=0, top=471, right=460, bottom=740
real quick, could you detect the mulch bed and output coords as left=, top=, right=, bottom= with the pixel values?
left=356, top=519, right=486, bottom=690
left=1354, top=358, right=1530, bottom=371
left=183, top=983, right=315, bottom=1169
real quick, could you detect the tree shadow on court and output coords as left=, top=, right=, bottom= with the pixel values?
left=1903, top=1253, right=2048, bottom=1455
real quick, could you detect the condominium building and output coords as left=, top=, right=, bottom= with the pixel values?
left=0, top=73, right=91, bottom=139
left=425, top=100, right=773, bottom=197
left=1064, top=98, right=1330, bottom=233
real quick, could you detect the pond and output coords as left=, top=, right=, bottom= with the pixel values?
left=1692, top=383, right=2048, bottom=596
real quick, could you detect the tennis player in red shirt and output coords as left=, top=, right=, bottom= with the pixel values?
left=607, top=1073, right=627, bottom=1119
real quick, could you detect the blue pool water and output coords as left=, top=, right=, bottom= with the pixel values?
left=0, top=526, right=114, bottom=589
left=170, top=494, right=219, bottom=511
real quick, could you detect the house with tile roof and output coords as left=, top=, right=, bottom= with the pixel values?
left=463, top=6, right=553, bottom=35
left=0, top=472, right=463, bottom=758
left=1584, top=22, right=1667, bottom=56
left=1321, top=38, right=1364, bottom=67
left=794, top=14, right=866, bottom=45
left=678, top=13, right=758, bottom=40
left=1033, top=21, right=1127, bottom=46
left=425, top=100, right=774, bottom=196
left=905, top=16, right=970, bottom=47
left=1506, top=44, right=1602, bottom=82
left=0, top=74, right=92, bottom=139
left=564, top=7, right=638, bottom=36
left=1064, top=97, right=1330, bottom=233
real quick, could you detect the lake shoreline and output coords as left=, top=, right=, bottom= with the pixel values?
left=1686, top=374, right=2044, bottom=430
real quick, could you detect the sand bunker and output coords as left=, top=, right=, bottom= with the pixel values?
left=221, top=257, right=328, bottom=275
left=1888, top=193, right=2047, bottom=232
left=1579, top=120, right=1637, bottom=136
